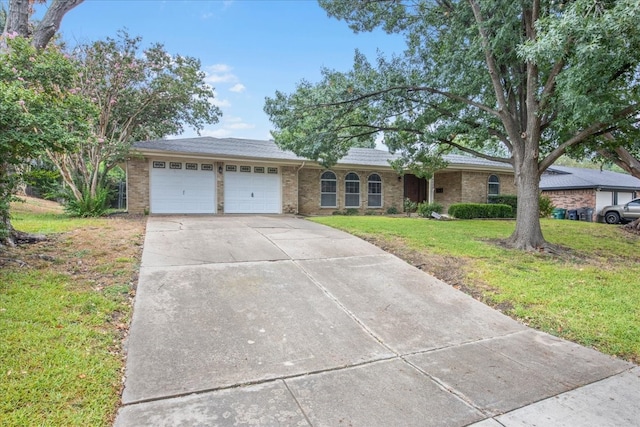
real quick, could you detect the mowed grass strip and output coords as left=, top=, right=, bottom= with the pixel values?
left=1, top=199, right=144, bottom=426
left=311, top=216, right=640, bottom=363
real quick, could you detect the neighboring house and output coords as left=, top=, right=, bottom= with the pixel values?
left=540, top=166, right=640, bottom=221
left=126, top=137, right=516, bottom=215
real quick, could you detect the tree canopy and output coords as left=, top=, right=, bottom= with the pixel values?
left=46, top=31, right=222, bottom=203
left=0, top=34, right=95, bottom=243
left=265, top=0, right=640, bottom=250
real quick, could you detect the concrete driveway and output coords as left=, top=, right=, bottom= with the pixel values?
left=115, top=216, right=638, bottom=426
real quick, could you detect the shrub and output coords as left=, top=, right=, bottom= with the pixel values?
left=539, top=195, right=555, bottom=218
left=386, top=206, right=399, bottom=215
left=332, top=210, right=344, bottom=215
left=448, top=203, right=513, bottom=219
left=344, top=208, right=359, bottom=216
left=63, top=185, right=112, bottom=217
left=403, top=198, right=417, bottom=216
left=488, top=194, right=518, bottom=214
left=365, top=209, right=379, bottom=216
left=417, top=202, right=444, bottom=218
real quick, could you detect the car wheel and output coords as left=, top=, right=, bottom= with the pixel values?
left=604, top=211, right=621, bottom=224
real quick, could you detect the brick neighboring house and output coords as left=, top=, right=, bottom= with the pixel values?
left=540, top=166, right=640, bottom=221
left=126, top=137, right=515, bottom=215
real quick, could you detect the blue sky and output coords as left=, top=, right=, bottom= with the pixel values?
left=29, top=0, right=405, bottom=142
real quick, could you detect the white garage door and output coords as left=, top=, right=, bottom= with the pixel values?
left=224, top=165, right=281, bottom=214
left=150, top=160, right=216, bottom=214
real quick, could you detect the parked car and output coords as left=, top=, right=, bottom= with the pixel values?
left=599, top=198, right=640, bottom=224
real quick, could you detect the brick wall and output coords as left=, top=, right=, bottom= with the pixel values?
left=298, top=167, right=404, bottom=215
left=281, top=166, right=298, bottom=214
left=543, top=189, right=596, bottom=220
left=126, top=156, right=149, bottom=214
left=433, top=171, right=516, bottom=211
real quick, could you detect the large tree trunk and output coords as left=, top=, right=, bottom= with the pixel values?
left=31, top=0, right=84, bottom=49
left=3, top=0, right=84, bottom=47
left=506, top=146, right=547, bottom=251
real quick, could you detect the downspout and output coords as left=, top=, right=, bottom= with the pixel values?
left=296, top=162, right=305, bottom=214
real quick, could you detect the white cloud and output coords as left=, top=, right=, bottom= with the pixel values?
left=225, top=116, right=255, bottom=130
left=201, top=128, right=233, bottom=138
left=209, top=91, right=231, bottom=108
left=229, top=83, right=246, bottom=93
left=205, top=64, right=238, bottom=84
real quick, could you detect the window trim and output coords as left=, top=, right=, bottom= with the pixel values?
left=344, top=172, right=361, bottom=208
left=488, top=174, right=500, bottom=196
left=320, top=170, right=337, bottom=208
left=367, top=173, right=383, bottom=208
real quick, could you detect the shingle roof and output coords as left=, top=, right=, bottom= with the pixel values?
left=541, top=165, right=640, bottom=191
left=132, top=137, right=513, bottom=171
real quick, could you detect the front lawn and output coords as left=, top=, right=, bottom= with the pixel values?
left=0, top=198, right=145, bottom=426
left=311, top=216, right=640, bottom=364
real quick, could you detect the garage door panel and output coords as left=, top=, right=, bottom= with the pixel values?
left=224, top=166, right=281, bottom=214
left=150, top=162, right=216, bottom=214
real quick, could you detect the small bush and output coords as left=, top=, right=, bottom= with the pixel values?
left=448, top=203, right=513, bottom=219
left=403, top=198, right=417, bottom=216
left=386, top=206, right=399, bottom=215
left=365, top=209, right=379, bottom=216
left=488, top=194, right=518, bottom=214
left=344, top=208, right=359, bottom=216
left=332, top=210, right=344, bottom=215
left=539, top=195, right=555, bottom=218
left=417, top=202, right=444, bottom=218
left=64, top=186, right=112, bottom=217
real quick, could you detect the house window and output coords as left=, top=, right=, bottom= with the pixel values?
left=169, top=162, right=182, bottom=169
left=320, top=171, right=337, bottom=207
left=267, top=167, right=278, bottom=174
left=488, top=175, right=500, bottom=196
left=226, top=165, right=237, bottom=172
left=185, top=163, right=198, bottom=170
left=368, top=173, right=382, bottom=208
left=240, top=165, right=251, bottom=173
left=254, top=166, right=265, bottom=173
left=152, top=161, right=166, bottom=169
left=345, top=172, right=360, bottom=207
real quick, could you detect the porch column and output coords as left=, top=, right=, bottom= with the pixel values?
left=428, top=177, right=435, bottom=204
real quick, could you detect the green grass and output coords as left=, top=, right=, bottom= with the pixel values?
left=311, top=216, right=640, bottom=363
left=10, top=210, right=104, bottom=234
left=1, top=204, right=138, bottom=426
left=0, top=272, right=123, bottom=426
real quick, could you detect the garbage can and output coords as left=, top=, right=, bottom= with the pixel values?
left=577, top=207, right=595, bottom=222
left=567, top=209, right=578, bottom=220
left=552, top=208, right=566, bottom=219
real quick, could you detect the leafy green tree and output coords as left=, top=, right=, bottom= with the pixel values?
left=1, top=0, right=85, bottom=246
left=265, top=0, right=640, bottom=251
left=46, top=32, right=222, bottom=206
left=0, top=35, right=95, bottom=245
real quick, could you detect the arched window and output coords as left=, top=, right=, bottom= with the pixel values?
left=368, top=173, right=382, bottom=208
left=320, top=171, right=337, bottom=207
left=344, top=172, right=360, bottom=207
left=488, top=174, right=500, bottom=196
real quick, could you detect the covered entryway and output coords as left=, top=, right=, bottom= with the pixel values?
left=224, top=164, right=281, bottom=213
left=150, top=160, right=216, bottom=214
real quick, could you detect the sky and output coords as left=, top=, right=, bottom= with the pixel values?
left=23, top=0, right=406, bottom=144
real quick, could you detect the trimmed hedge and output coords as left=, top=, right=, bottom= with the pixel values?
left=448, top=203, right=513, bottom=219
left=488, top=194, right=517, bottom=213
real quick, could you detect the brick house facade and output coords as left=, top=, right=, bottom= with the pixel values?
left=126, top=137, right=516, bottom=216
